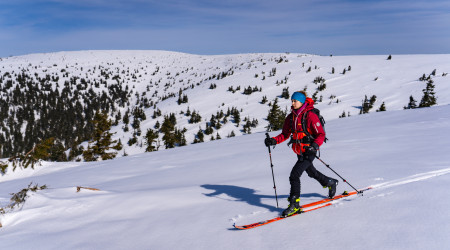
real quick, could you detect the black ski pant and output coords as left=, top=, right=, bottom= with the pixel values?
left=289, top=153, right=330, bottom=198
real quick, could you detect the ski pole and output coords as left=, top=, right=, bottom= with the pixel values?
left=315, top=156, right=363, bottom=195
left=265, top=133, right=279, bottom=208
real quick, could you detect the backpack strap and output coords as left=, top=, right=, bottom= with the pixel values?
left=287, top=113, right=308, bottom=147
left=301, top=110, right=328, bottom=143
left=301, top=111, right=314, bottom=143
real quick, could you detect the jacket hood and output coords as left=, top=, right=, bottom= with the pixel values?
left=305, top=97, right=315, bottom=107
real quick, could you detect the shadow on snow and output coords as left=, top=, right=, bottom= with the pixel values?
left=201, top=184, right=325, bottom=213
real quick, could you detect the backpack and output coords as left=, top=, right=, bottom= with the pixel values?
left=301, top=108, right=328, bottom=143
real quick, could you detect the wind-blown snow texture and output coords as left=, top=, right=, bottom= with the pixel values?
left=0, top=52, right=450, bottom=249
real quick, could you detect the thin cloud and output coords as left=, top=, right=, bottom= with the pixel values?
left=0, top=0, right=449, bottom=57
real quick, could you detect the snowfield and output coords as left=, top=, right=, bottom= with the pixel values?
left=1, top=51, right=450, bottom=156
left=1, top=103, right=450, bottom=249
left=1, top=51, right=450, bottom=249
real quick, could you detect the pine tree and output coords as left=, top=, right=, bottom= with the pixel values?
left=0, top=161, right=8, bottom=174
left=152, top=108, right=162, bottom=118
left=185, top=107, right=191, bottom=116
left=68, top=144, right=84, bottom=161
left=131, top=117, right=140, bottom=131
left=174, top=128, right=187, bottom=146
left=205, top=124, right=214, bottom=135
left=376, top=102, right=386, bottom=112
left=318, top=83, right=326, bottom=91
left=112, top=139, right=123, bottom=151
left=21, top=137, right=57, bottom=168
left=419, top=74, right=427, bottom=81
left=360, top=95, right=370, bottom=114
left=189, top=110, right=202, bottom=123
left=369, top=95, right=377, bottom=109
left=161, top=113, right=177, bottom=149
left=243, top=119, right=252, bottom=134
left=266, top=98, right=286, bottom=131
left=177, top=93, right=188, bottom=105
left=154, top=120, right=160, bottom=129
left=33, top=138, right=55, bottom=161
left=132, top=107, right=146, bottom=120
left=261, top=95, right=268, bottom=104
left=123, top=110, right=130, bottom=125
left=281, top=87, right=290, bottom=99
left=82, top=111, right=119, bottom=161
left=360, top=95, right=377, bottom=114
left=232, top=108, right=241, bottom=126
left=194, top=127, right=204, bottom=143
left=419, top=80, right=437, bottom=107
left=404, top=95, right=417, bottom=109
left=243, top=86, right=253, bottom=95
left=48, top=139, right=67, bottom=162
left=127, top=135, right=138, bottom=146
left=144, top=129, right=159, bottom=152
left=209, top=115, right=217, bottom=128
left=312, top=91, right=319, bottom=103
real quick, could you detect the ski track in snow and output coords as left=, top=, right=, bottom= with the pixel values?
left=369, top=167, right=450, bottom=190
left=324, top=167, right=450, bottom=210
left=234, top=167, right=450, bottom=224
left=329, top=167, right=450, bottom=205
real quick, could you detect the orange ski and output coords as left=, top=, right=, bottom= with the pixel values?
left=233, top=187, right=371, bottom=230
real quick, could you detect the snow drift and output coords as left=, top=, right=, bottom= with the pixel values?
left=1, top=103, right=449, bottom=249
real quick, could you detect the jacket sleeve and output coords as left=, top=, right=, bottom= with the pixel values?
left=273, top=114, right=292, bottom=144
left=307, top=112, right=325, bottom=146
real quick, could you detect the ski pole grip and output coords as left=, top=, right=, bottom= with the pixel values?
left=265, top=133, right=271, bottom=147
left=265, top=133, right=272, bottom=152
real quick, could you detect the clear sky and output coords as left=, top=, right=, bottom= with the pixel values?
left=1, top=0, right=449, bottom=57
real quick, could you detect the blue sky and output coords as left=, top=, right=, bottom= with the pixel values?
left=0, top=0, right=449, bottom=57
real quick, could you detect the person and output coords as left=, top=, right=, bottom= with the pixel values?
left=264, top=91, right=338, bottom=217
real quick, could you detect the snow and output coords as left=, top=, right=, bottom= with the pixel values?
left=1, top=104, right=450, bottom=249
left=2, top=51, right=450, bottom=156
left=1, top=51, right=450, bottom=249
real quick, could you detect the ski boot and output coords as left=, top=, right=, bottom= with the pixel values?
left=326, top=178, right=338, bottom=198
left=281, top=195, right=301, bottom=217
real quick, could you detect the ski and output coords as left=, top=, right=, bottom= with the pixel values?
left=233, top=187, right=372, bottom=230
left=300, top=187, right=372, bottom=209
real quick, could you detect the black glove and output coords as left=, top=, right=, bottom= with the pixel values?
left=305, top=142, right=319, bottom=155
left=264, top=137, right=277, bottom=147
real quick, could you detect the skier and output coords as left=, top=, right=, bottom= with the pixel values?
left=264, top=91, right=338, bottom=217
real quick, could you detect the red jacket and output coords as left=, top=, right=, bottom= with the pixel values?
left=273, top=98, right=325, bottom=155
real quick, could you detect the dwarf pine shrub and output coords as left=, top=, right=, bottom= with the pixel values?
left=0, top=182, right=47, bottom=215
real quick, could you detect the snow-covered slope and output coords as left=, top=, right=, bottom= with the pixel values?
left=1, top=103, right=449, bottom=249
left=1, top=51, right=449, bottom=157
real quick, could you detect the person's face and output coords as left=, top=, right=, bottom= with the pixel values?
left=291, top=99, right=303, bottom=109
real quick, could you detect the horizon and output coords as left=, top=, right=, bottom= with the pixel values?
left=1, top=0, right=450, bottom=58
left=2, top=49, right=450, bottom=59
